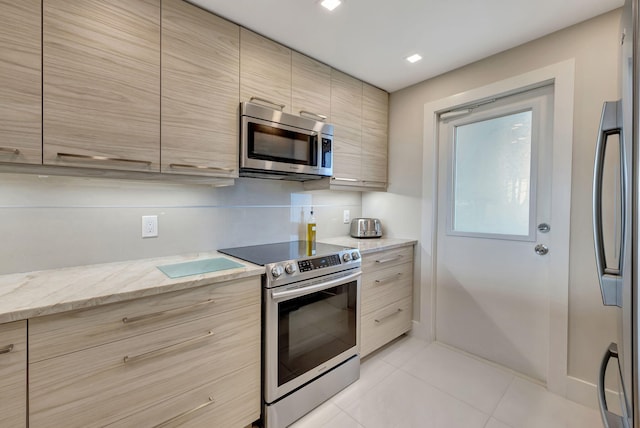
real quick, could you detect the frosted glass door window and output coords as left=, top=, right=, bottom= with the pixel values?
left=451, top=110, right=534, bottom=238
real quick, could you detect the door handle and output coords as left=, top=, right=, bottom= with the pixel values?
left=597, top=343, right=627, bottom=428
left=534, top=244, right=549, bottom=256
left=592, top=100, right=624, bottom=307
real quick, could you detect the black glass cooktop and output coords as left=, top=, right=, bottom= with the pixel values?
left=218, top=241, right=352, bottom=266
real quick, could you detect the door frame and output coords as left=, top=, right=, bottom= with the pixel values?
left=417, top=59, right=575, bottom=396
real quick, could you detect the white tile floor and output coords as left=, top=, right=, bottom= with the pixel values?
left=290, top=336, right=602, bottom=428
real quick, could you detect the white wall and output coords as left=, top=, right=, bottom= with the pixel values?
left=0, top=173, right=361, bottom=275
left=363, top=8, right=621, bottom=401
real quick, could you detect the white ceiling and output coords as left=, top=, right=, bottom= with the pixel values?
left=190, top=0, right=624, bottom=93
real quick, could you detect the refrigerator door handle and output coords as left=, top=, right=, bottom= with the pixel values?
left=592, top=100, right=624, bottom=307
left=597, top=343, right=628, bottom=428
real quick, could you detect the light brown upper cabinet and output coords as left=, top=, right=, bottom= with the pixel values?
left=291, top=52, right=331, bottom=121
left=361, top=83, right=389, bottom=186
left=43, top=0, right=161, bottom=172
left=330, top=69, right=363, bottom=183
left=161, top=0, right=240, bottom=178
left=240, top=28, right=292, bottom=113
left=0, top=0, right=41, bottom=165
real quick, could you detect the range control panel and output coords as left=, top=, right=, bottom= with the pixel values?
left=298, top=254, right=341, bottom=272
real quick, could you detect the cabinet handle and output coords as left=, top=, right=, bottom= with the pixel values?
left=122, top=299, right=216, bottom=325
left=153, top=396, right=215, bottom=428
left=169, top=163, right=234, bottom=173
left=249, top=97, right=285, bottom=111
left=123, top=330, right=214, bottom=364
left=299, top=110, right=327, bottom=121
left=57, top=152, right=152, bottom=166
left=375, top=255, right=403, bottom=265
left=374, top=308, right=403, bottom=324
left=332, top=177, right=359, bottom=182
left=374, top=273, right=403, bottom=285
left=0, top=147, right=20, bottom=155
left=0, top=344, right=14, bottom=355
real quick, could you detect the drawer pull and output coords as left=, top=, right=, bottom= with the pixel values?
left=375, top=308, right=403, bottom=324
left=299, top=110, right=327, bottom=121
left=250, top=96, right=285, bottom=111
left=375, top=273, right=403, bottom=285
left=123, top=330, right=214, bottom=364
left=57, top=152, right=152, bottom=166
left=153, top=396, right=215, bottom=428
left=375, top=255, right=403, bottom=265
left=0, top=344, right=14, bottom=355
left=169, top=163, right=234, bottom=173
left=0, top=147, right=20, bottom=155
left=122, top=299, right=216, bottom=324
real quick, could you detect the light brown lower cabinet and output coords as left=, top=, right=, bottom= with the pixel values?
left=28, top=277, right=261, bottom=428
left=360, top=246, right=414, bottom=358
left=0, top=320, right=27, bottom=427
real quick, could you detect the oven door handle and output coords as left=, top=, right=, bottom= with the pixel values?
left=271, top=271, right=361, bottom=301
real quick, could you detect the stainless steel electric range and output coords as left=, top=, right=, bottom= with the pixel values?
left=218, top=241, right=362, bottom=428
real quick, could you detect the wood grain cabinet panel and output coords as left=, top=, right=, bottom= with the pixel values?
left=361, top=83, right=389, bottom=186
left=291, top=52, right=331, bottom=120
left=0, top=320, right=26, bottom=428
left=240, top=28, right=292, bottom=113
left=29, top=278, right=261, bottom=428
left=42, top=0, right=160, bottom=172
left=360, top=246, right=414, bottom=358
left=0, top=0, right=41, bottom=165
left=331, top=69, right=362, bottom=182
left=161, top=0, right=240, bottom=178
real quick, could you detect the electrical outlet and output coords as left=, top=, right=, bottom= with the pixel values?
left=142, top=215, right=158, bottom=238
left=343, top=210, right=350, bottom=224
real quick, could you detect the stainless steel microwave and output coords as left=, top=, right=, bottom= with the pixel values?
left=240, top=102, right=334, bottom=181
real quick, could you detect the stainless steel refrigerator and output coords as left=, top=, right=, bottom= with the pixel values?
left=595, top=1, right=637, bottom=427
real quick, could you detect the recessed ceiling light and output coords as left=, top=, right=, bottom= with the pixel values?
left=406, top=54, right=422, bottom=64
left=321, top=0, right=342, bottom=11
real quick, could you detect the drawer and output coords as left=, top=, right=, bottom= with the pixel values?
left=361, top=245, right=413, bottom=272
left=106, top=362, right=260, bottom=427
left=0, top=320, right=26, bottom=427
left=361, top=296, right=412, bottom=358
left=362, top=262, right=412, bottom=316
left=29, top=301, right=260, bottom=428
left=30, top=277, right=259, bottom=361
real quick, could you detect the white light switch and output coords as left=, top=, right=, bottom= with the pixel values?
left=343, top=210, right=350, bottom=224
left=142, top=215, right=158, bottom=238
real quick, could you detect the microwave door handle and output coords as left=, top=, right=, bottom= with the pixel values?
left=597, top=343, right=627, bottom=428
left=593, top=100, right=623, bottom=307
left=271, top=271, right=361, bottom=301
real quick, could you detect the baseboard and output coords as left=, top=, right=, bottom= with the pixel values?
left=566, top=375, right=621, bottom=414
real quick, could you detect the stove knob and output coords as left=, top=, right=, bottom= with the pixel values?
left=285, top=263, right=296, bottom=274
left=351, top=251, right=360, bottom=260
left=342, top=253, right=352, bottom=262
left=271, top=265, right=284, bottom=278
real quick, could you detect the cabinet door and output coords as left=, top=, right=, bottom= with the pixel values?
left=330, top=69, right=362, bottom=182
left=291, top=52, right=330, bottom=120
left=43, top=0, right=160, bottom=172
left=240, top=28, right=292, bottom=113
left=0, top=320, right=26, bottom=427
left=161, top=0, right=239, bottom=178
left=0, top=0, right=41, bottom=165
left=361, top=83, right=388, bottom=187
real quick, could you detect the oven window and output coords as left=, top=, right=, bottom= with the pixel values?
left=248, top=123, right=317, bottom=165
left=277, top=281, right=357, bottom=387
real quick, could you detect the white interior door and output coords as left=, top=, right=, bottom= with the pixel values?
left=435, top=85, right=554, bottom=382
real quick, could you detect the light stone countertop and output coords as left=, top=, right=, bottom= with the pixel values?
left=0, top=252, right=264, bottom=324
left=0, top=237, right=416, bottom=324
left=320, top=236, right=417, bottom=254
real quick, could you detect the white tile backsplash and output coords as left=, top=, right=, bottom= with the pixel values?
left=0, top=173, right=361, bottom=274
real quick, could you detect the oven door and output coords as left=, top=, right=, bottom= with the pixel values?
left=264, top=270, right=361, bottom=404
